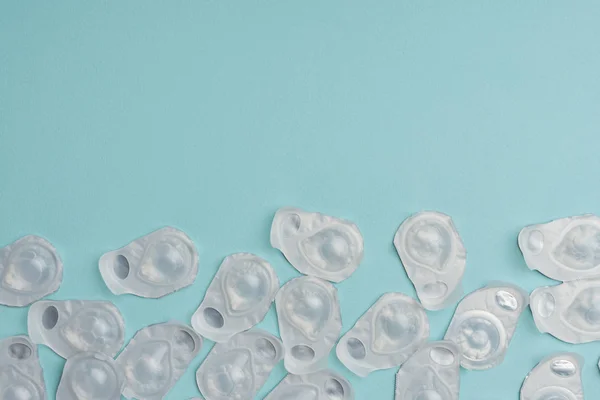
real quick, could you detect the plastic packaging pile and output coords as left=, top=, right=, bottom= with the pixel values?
left=1, top=208, right=598, bottom=399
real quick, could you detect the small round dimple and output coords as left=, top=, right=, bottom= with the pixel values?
left=324, top=378, right=345, bottom=400
left=429, top=346, right=455, bottom=366
left=550, top=359, right=577, bottom=377
left=255, top=338, right=277, bottom=360
left=420, top=282, right=448, bottom=299
left=291, top=345, right=315, bottom=362
left=282, top=213, right=301, bottom=237
left=346, top=337, right=366, bottom=360
left=8, top=343, right=32, bottom=360
left=526, top=230, right=544, bottom=255
left=495, top=290, right=518, bottom=311
left=203, top=307, right=225, bottom=329
left=42, top=306, right=59, bottom=330
left=415, top=390, right=443, bottom=400
left=113, top=255, right=130, bottom=280
left=535, top=292, right=556, bottom=318
left=174, top=329, right=196, bottom=353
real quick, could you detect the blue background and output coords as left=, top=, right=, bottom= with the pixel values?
left=1, top=1, right=600, bottom=399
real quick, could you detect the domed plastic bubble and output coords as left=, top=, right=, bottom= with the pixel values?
left=270, top=207, right=364, bottom=282
left=196, top=329, right=283, bottom=400
left=275, top=276, right=342, bottom=375
left=0, top=335, right=46, bottom=400
left=395, top=341, right=460, bottom=400
left=191, top=253, right=279, bottom=342
left=116, top=321, right=202, bottom=400
left=530, top=278, right=600, bottom=343
left=0, top=235, right=63, bottom=307
left=56, top=352, right=125, bottom=400
left=394, top=211, right=466, bottom=310
left=336, top=292, right=430, bottom=377
left=99, top=227, right=199, bottom=298
left=519, top=214, right=600, bottom=282
left=444, top=283, right=528, bottom=370
left=27, top=299, right=125, bottom=359
left=264, top=369, right=354, bottom=400
left=520, top=353, right=583, bottom=400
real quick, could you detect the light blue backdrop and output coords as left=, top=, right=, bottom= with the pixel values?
left=1, top=2, right=600, bottom=399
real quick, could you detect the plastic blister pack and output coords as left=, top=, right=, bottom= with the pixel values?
left=520, top=353, right=584, bottom=400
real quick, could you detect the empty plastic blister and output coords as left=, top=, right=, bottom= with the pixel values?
left=275, top=276, right=342, bottom=374
left=0, top=235, right=63, bottom=307
left=191, top=253, right=279, bottom=342
left=394, top=211, right=466, bottom=310
left=530, top=278, right=600, bottom=344
left=117, top=321, right=202, bottom=400
left=99, top=227, right=199, bottom=298
left=395, top=341, right=461, bottom=400
left=196, top=329, right=283, bottom=400
left=264, top=370, right=354, bottom=400
left=28, top=299, right=125, bottom=359
left=336, top=292, right=430, bottom=377
left=56, top=352, right=124, bottom=400
left=270, top=207, right=364, bottom=282
left=520, top=353, right=584, bottom=400
left=0, top=335, right=46, bottom=400
left=444, top=283, right=528, bottom=370
left=519, top=214, right=600, bottom=281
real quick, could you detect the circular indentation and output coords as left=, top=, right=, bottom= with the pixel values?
left=203, top=307, right=225, bottom=329
left=7, top=245, right=56, bottom=291
left=405, top=220, right=452, bottom=269
left=291, top=345, right=315, bottom=362
left=324, top=378, right=345, bottom=400
left=42, top=306, right=59, bottom=330
left=255, top=338, right=277, bottom=360
left=8, top=343, right=32, bottom=360
left=72, top=359, right=116, bottom=398
left=429, top=346, right=455, bottom=366
left=421, top=281, right=448, bottom=299
left=346, top=337, right=366, bottom=360
left=174, top=330, right=196, bottom=353
left=531, top=386, right=577, bottom=400
left=282, top=213, right=301, bottom=237
left=551, top=359, right=576, bottom=377
left=496, top=290, right=518, bottom=311
left=321, top=234, right=350, bottom=262
left=4, top=385, right=35, bottom=400
left=526, top=230, right=544, bottom=255
left=113, top=255, right=130, bottom=279
left=453, top=313, right=503, bottom=365
left=535, top=292, right=556, bottom=318
left=415, top=390, right=443, bottom=400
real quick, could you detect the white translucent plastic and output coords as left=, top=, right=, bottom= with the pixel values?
left=56, top=351, right=125, bottom=400
left=270, top=207, right=364, bottom=282
left=520, top=353, right=584, bottom=400
left=191, top=253, right=279, bottom=342
left=394, top=211, right=466, bottom=310
left=27, top=299, right=125, bottom=359
left=265, top=369, right=354, bottom=400
left=116, top=321, right=203, bottom=400
left=0, top=335, right=46, bottom=400
left=530, top=278, right=600, bottom=344
left=99, top=227, right=199, bottom=298
left=0, top=235, right=63, bottom=307
left=336, top=292, right=430, bottom=377
left=519, top=214, right=600, bottom=282
left=275, top=276, right=342, bottom=374
left=444, top=283, right=529, bottom=370
left=395, top=341, right=461, bottom=400
left=196, top=329, right=283, bottom=400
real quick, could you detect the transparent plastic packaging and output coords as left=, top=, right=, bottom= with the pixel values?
left=270, top=207, right=364, bottom=282
left=0, top=335, right=46, bottom=400
left=99, top=227, right=199, bottom=298
left=394, top=211, right=466, bottom=310
left=264, top=369, right=354, bottom=400
left=519, top=214, right=600, bottom=281
left=444, top=283, right=528, bottom=370
left=275, top=276, right=342, bottom=374
left=28, top=299, right=125, bottom=359
left=56, top=352, right=125, bottom=400
left=520, top=353, right=583, bottom=400
left=336, top=292, right=430, bottom=377
left=116, top=321, right=202, bottom=400
left=196, top=329, right=283, bottom=400
left=191, top=253, right=279, bottom=342
left=530, top=278, right=600, bottom=343
left=395, top=341, right=460, bottom=400
left=0, top=235, right=63, bottom=307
